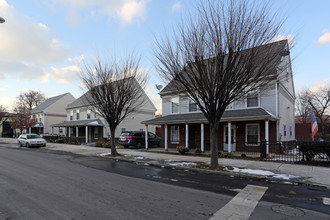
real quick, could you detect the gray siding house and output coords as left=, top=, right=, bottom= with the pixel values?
left=52, top=81, right=157, bottom=143
left=30, top=93, right=76, bottom=135
left=143, top=40, right=295, bottom=153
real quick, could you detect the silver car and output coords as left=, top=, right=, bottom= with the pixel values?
left=18, top=134, right=47, bottom=148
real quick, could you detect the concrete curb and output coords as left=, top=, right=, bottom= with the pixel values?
left=99, top=154, right=330, bottom=189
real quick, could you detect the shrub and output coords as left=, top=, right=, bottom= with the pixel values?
left=176, top=146, right=189, bottom=154
left=55, top=139, right=64, bottom=143
left=95, top=141, right=104, bottom=147
left=219, top=152, right=232, bottom=158
left=241, top=154, right=247, bottom=157
left=102, top=142, right=112, bottom=148
left=194, top=148, right=202, bottom=154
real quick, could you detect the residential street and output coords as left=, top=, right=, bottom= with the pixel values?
left=0, top=143, right=329, bottom=219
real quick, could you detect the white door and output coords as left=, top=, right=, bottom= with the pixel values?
left=223, top=125, right=236, bottom=152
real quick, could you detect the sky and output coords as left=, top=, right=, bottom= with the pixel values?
left=0, top=0, right=330, bottom=113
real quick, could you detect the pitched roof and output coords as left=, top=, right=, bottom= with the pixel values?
left=159, top=40, right=288, bottom=95
left=142, top=108, right=277, bottom=125
left=51, top=119, right=104, bottom=127
left=67, top=92, right=91, bottom=109
left=31, top=93, right=71, bottom=114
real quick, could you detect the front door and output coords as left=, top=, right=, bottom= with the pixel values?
left=223, top=125, right=236, bottom=152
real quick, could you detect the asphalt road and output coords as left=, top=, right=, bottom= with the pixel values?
left=0, top=143, right=329, bottom=220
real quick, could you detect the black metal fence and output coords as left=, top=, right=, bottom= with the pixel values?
left=218, top=141, right=330, bottom=165
left=260, top=141, right=330, bottom=164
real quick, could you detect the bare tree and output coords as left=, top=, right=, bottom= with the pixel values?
left=18, top=90, right=46, bottom=111
left=295, top=89, right=311, bottom=123
left=10, top=104, right=36, bottom=135
left=309, top=85, right=330, bottom=139
left=0, top=105, right=8, bottom=126
left=154, top=0, right=288, bottom=167
left=81, top=55, right=147, bottom=156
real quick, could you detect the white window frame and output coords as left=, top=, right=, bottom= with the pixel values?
left=120, top=128, right=126, bottom=133
left=170, top=125, right=180, bottom=144
left=87, top=109, right=91, bottom=119
left=70, top=110, right=73, bottom=120
left=226, top=102, right=234, bottom=110
left=188, top=97, right=198, bottom=112
left=76, top=110, right=80, bottom=120
left=246, top=89, right=260, bottom=108
left=283, top=125, right=287, bottom=137
left=171, top=96, right=180, bottom=114
left=245, top=123, right=260, bottom=146
left=289, top=126, right=292, bottom=137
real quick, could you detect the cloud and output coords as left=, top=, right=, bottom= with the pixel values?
left=172, top=2, right=182, bottom=11
left=52, top=0, right=149, bottom=26
left=309, top=79, right=330, bottom=93
left=117, top=0, right=147, bottom=24
left=316, top=32, right=330, bottom=45
left=42, top=65, right=81, bottom=84
left=0, top=0, right=69, bottom=64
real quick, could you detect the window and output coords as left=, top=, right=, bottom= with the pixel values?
left=94, top=112, right=98, bottom=118
left=246, top=124, right=259, bottom=145
left=39, top=118, right=42, bottom=122
left=171, top=126, right=180, bottom=143
left=189, top=98, right=198, bottom=112
left=289, top=126, right=292, bottom=137
left=148, top=132, right=156, bottom=138
left=171, top=96, right=179, bottom=114
left=76, top=110, right=80, bottom=120
left=286, top=62, right=290, bottom=81
left=87, top=110, right=91, bottom=119
left=226, top=102, right=233, bottom=109
left=120, top=128, right=126, bottom=133
left=70, top=111, right=73, bottom=120
left=283, top=125, right=286, bottom=136
left=247, top=91, right=259, bottom=107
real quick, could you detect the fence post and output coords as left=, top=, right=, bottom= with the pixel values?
left=260, top=140, right=266, bottom=160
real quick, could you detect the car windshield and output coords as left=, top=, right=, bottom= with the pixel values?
left=27, top=134, right=41, bottom=139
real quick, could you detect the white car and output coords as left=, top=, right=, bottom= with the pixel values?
left=18, top=134, right=47, bottom=148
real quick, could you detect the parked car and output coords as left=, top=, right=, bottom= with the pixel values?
left=118, top=131, right=161, bottom=148
left=18, top=134, right=47, bottom=148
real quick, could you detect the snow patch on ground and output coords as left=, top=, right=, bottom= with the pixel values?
left=225, top=167, right=300, bottom=180
left=166, top=162, right=197, bottom=167
left=99, top=152, right=111, bottom=157
left=134, top=156, right=144, bottom=160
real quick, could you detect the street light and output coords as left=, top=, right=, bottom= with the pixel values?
left=0, top=17, right=5, bottom=23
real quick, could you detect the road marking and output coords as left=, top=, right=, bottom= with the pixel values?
left=323, top=197, right=330, bottom=205
left=210, top=185, right=268, bottom=220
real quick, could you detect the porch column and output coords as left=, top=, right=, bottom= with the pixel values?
left=85, top=126, right=88, bottom=143
left=52, top=127, right=54, bottom=134
left=201, top=123, right=204, bottom=152
left=58, top=127, right=60, bottom=136
left=68, top=127, right=71, bottom=137
left=76, top=126, right=78, bottom=137
left=228, top=121, right=232, bottom=152
left=185, top=123, right=189, bottom=149
left=265, top=120, right=269, bottom=154
left=145, top=124, right=148, bottom=151
left=165, top=124, right=168, bottom=151
left=29, top=128, right=31, bottom=134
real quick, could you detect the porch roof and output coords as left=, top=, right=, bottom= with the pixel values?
left=32, top=122, right=44, bottom=128
left=142, top=108, right=277, bottom=125
left=51, top=119, right=104, bottom=127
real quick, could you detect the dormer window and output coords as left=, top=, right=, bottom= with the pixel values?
left=171, top=96, right=179, bottom=114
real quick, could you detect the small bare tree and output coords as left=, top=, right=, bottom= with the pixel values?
left=309, top=85, right=330, bottom=139
left=154, top=0, right=288, bottom=167
left=295, top=89, right=311, bottom=123
left=0, top=105, right=7, bottom=126
left=18, top=90, right=46, bottom=111
left=10, top=105, right=36, bottom=135
left=81, top=55, right=147, bottom=156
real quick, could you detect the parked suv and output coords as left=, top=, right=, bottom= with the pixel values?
left=118, top=131, right=161, bottom=148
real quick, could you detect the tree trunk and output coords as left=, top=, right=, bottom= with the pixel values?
left=110, top=129, right=118, bottom=156
left=209, top=123, right=219, bottom=167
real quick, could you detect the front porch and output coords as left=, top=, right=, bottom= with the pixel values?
left=142, top=108, right=278, bottom=153
left=51, top=119, right=104, bottom=143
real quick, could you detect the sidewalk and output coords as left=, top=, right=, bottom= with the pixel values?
left=1, top=137, right=329, bottom=188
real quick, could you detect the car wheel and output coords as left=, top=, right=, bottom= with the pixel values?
left=19, top=142, right=23, bottom=147
left=26, top=143, right=30, bottom=148
left=136, top=142, right=142, bottom=148
left=123, top=145, right=129, bottom=148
